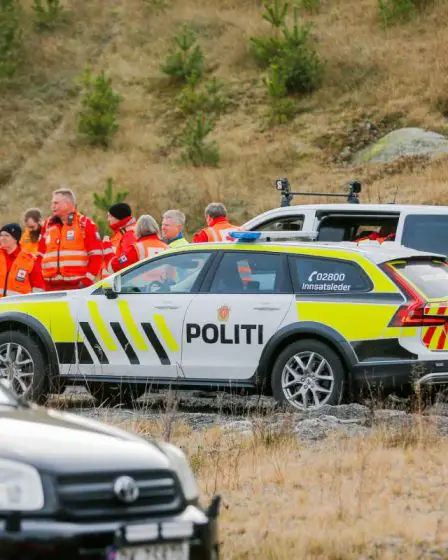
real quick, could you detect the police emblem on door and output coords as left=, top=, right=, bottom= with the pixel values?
left=218, top=305, right=230, bottom=321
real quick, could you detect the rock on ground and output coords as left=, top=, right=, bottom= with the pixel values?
left=353, top=127, right=448, bottom=164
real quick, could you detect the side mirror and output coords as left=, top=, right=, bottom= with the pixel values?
left=103, top=276, right=121, bottom=299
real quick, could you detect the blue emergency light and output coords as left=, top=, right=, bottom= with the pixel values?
left=229, top=231, right=262, bottom=241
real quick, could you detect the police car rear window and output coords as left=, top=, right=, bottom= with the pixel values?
left=391, top=259, right=448, bottom=299
left=290, top=256, right=373, bottom=294
left=402, top=214, right=448, bottom=256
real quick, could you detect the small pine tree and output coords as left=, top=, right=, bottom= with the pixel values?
left=160, top=25, right=204, bottom=83
left=77, top=68, right=122, bottom=148
left=33, top=0, right=66, bottom=30
left=0, top=0, right=22, bottom=81
left=92, top=177, right=129, bottom=238
left=180, top=112, right=220, bottom=167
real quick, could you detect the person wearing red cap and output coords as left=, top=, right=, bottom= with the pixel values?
left=0, top=223, right=45, bottom=297
left=101, top=202, right=137, bottom=279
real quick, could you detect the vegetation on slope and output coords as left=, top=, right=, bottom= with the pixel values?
left=1, top=0, right=448, bottom=234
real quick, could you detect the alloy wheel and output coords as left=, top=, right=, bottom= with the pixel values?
left=0, top=342, right=35, bottom=397
left=281, top=350, right=334, bottom=410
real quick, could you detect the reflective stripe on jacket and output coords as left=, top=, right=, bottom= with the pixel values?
left=41, top=213, right=89, bottom=281
left=0, top=250, right=36, bottom=297
left=135, top=237, right=168, bottom=260
left=204, top=221, right=243, bottom=242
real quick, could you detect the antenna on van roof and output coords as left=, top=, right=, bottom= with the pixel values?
left=275, top=178, right=362, bottom=207
left=390, top=186, right=398, bottom=205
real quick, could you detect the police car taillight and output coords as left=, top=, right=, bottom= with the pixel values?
left=383, top=264, right=446, bottom=327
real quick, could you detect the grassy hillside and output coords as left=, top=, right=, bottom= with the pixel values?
left=2, top=0, right=448, bottom=234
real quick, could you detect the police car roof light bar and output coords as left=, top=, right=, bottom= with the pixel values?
left=229, top=231, right=318, bottom=242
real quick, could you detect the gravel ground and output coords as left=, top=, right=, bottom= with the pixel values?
left=58, top=387, right=448, bottom=441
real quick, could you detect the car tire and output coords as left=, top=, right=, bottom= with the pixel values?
left=0, top=330, right=48, bottom=404
left=271, top=338, right=345, bottom=411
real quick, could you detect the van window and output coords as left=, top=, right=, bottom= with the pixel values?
left=402, top=215, right=448, bottom=256
left=256, top=216, right=304, bottom=231
left=391, top=259, right=448, bottom=299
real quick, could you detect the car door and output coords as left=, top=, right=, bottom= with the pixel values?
left=74, top=250, right=214, bottom=380
left=181, top=250, right=295, bottom=381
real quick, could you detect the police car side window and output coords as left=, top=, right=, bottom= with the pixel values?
left=120, top=252, right=212, bottom=294
left=291, top=256, right=372, bottom=294
left=208, top=252, right=290, bottom=294
left=256, top=216, right=304, bottom=232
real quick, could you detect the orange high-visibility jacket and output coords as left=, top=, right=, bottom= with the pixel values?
left=20, top=229, right=39, bottom=255
left=0, top=250, right=37, bottom=297
left=101, top=217, right=137, bottom=279
left=41, top=213, right=91, bottom=282
left=204, top=220, right=243, bottom=242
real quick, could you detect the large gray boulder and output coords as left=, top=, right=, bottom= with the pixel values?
left=353, top=127, right=448, bottom=164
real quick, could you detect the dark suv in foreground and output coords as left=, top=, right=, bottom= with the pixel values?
left=0, top=381, right=219, bottom=560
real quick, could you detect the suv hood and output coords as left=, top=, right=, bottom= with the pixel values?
left=0, top=406, right=171, bottom=474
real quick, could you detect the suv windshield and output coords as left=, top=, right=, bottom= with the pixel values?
left=391, top=258, right=448, bottom=299
left=402, top=214, right=448, bottom=255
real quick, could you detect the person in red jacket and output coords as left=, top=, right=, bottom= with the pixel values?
left=192, top=203, right=242, bottom=243
left=0, top=223, right=45, bottom=297
left=105, top=214, right=167, bottom=275
left=37, top=188, right=103, bottom=291
left=101, top=202, right=137, bottom=279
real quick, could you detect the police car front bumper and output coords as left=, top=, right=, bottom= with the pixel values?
left=0, top=501, right=220, bottom=560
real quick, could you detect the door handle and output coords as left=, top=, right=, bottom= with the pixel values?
left=155, top=305, right=180, bottom=310
left=253, top=306, right=281, bottom=311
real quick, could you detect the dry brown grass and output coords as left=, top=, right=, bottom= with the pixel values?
left=99, top=412, right=448, bottom=559
left=2, top=0, right=448, bottom=231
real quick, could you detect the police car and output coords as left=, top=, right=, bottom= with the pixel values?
left=0, top=231, right=448, bottom=411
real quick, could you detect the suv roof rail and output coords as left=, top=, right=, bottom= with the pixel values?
left=229, top=231, right=318, bottom=242
left=275, top=177, right=362, bottom=207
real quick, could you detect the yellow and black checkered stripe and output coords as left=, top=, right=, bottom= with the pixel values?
left=55, top=301, right=178, bottom=366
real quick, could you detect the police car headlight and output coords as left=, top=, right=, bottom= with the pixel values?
left=0, top=459, right=44, bottom=511
left=158, top=442, right=199, bottom=501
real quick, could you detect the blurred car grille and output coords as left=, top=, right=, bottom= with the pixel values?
left=56, top=470, right=183, bottom=520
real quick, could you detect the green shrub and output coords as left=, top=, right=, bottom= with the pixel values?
left=251, top=3, right=323, bottom=95
left=160, top=25, right=204, bottom=83
left=264, top=64, right=297, bottom=124
left=92, top=177, right=129, bottom=237
left=177, top=77, right=229, bottom=116
left=77, top=69, right=122, bottom=148
left=300, top=0, right=320, bottom=13
left=0, top=0, right=22, bottom=81
left=180, top=112, right=220, bottom=167
left=33, top=0, right=67, bottom=30
left=378, top=0, right=432, bottom=26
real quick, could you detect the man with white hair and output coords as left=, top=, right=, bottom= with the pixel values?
left=37, top=187, right=103, bottom=291
left=105, top=214, right=168, bottom=274
left=161, top=209, right=189, bottom=248
left=192, top=202, right=242, bottom=243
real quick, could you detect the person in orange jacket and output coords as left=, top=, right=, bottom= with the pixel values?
left=37, top=187, right=103, bottom=291
left=192, top=203, right=243, bottom=243
left=0, top=223, right=45, bottom=297
left=20, top=208, right=43, bottom=255
left=104, top=214, right=168, bottom=275
left=101, top=202, right=137, bottom=279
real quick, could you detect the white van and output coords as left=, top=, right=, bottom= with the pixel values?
left=243, top=203, right=448, bottom=255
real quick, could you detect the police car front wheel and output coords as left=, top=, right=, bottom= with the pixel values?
left=0, top=331, right=47, bottom=403
left=271, top=339, right=345, bottom=410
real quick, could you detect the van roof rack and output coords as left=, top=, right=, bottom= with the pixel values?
left=229, top=231, right=318, bottom=242
left=275, top=178, right=362, bottom=207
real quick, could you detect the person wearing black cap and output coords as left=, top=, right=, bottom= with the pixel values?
left=101, top=202, right=137, bottom=279
left=0, top=223, right=45, bottom=297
